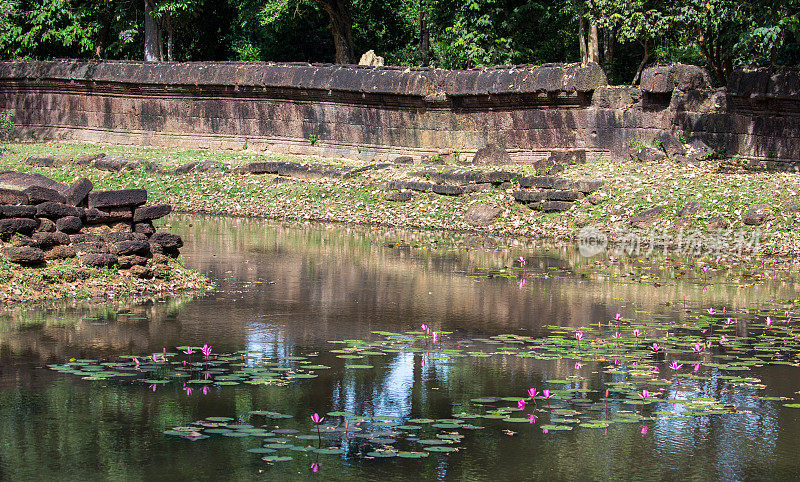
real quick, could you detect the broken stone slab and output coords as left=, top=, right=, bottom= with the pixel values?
left=36, top=218, right=56, bottom=232
left=393, top=156, right=414, bottom=164
left=707, top=216, right=730, bottom=230
left=55, top=216, right=83, bottom=234
left=81, top=253, right=118, bottom=268
left=45, top=245, right=76, bottom=260
left=32, top=231, right=70, bottom=249
left=85, top=207, right=132, bottom=223
left=657, top=132, right=687, bottom=158
left=678, top=201, right=703, bottom=217
left=36, top=202, right=80, bottom=219
left=94, top=155, right=140, bottom=171
left=133, top=204, right=173, bottom=223
left=518, top=176, right=557, bottom=189
left=0, top=188, right=28, bottom=205
left=0, top=172, right=67, bottom=192
left=110, top=239, right=151, bottom=256
left=25, top=155, right=63, bottom=167
left=640, top=64, right=712, bottom=93
left=118, top=255, right=149, bottom=269
left=431, top=184, right=464, bottom=196
left=473, top=144, right=512, bottom=165
left=23, top=186, right=67, bottom=204
left=0, top=218, right=38, bottom=236
left=464, top=205, right=503, bottom=226
left=0, top=205, right=37, bottom=218
left=527, top=201, right=574, bottom=212
left=383, top=191, right=412, bottom=202
left=64, top=177, right=93, bottom=206
left=387, top=181, right=434, bottom=192
left=552, top=179, right=603, bottom=193
left=635, top=146, right=667, bottom=163
left=150, top=232, right=183, bottom=250
left=88, top=189, right=147, bottom=209
left=5, top=246, right=45, bottom=266
left=629, top=206, right=665, bottom=228
left=513, top=190, right=584, bottom=203
left=72, top=242, right=108, bottom=255
left=134, top=222, right=156, bottom=236
left=742, top=204, right=774, bottom=225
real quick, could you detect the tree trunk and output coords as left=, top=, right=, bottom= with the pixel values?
left=166, top=16, right=174, bottom=62
left=602, top=26, right=614, bottom=63
left=632, top=41, right=649, bottom=85
left=315, top=0, right=355, bottom=64
left=419, top=6, right=430, bottom=67
left=588, top=19, right=600, bottom=63
left=578, top=15, right=587, bottom=64
left=144, top=0, right=163, bottom=61
left=94, top=0, right=115, bottom=59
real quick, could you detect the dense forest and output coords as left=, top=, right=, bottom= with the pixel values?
left=0, top=0, right=798, bottom=85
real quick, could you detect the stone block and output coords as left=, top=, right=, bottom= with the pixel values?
left=87, top=189, right=147, bottom=209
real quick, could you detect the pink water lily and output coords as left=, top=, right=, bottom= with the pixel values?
left=669, top=361, right=683, bottom=371
left=615, top=313, right=622, bottom=321
left=575, top=330, right=584, bottom=341
left=693, top=363, right=701, bottom=372
left=151, top=354, right=159, bottom=363
left=527, top=388, right=539, bottom=398
left=719, top=335, right=729, bottom=344
left=432, top=332, right=439, bottom=343
left=201, top=344, right=212, bottom=357
left=421, top=324, right=428, bottom=332
left=650, top=342, right=660, bottom=352
left=311, top=413, right=325, bottom=424
left=183, top=347, right=194, bottom=355
left=693, top=343, right=703, bottom=352
left=641, top=389, right=650, bottom=399
left=133, top=357, right=140, bottom=368
left=632, top=329, right=641, bottom=338
left=517, top=399, right=526, bottom=410
left=708, top=308, right=715, bottom=315
left=311, top=463, right=321, bottom=473
left=528, top=413, right=538, bottom=424
left=641, top=425, right=648, bottom=436
left=149, top=383, right=157, bottom=392
left=518, top=278, right=526, bottom=289
left=766, top=316, right=772, bottom=327
left=575, top=361, right=583, bottom=370
left=202, top=386, right=209, bottom=395
left=184, top=386, right=193, bottom=396
left=612, top=332, right=622, bottom=339
left=542, top=389, right=552, bottom=399
left=519, top=256, right=527, bottom=267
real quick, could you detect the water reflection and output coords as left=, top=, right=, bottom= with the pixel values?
left=0, top=214, right=797, bottom=480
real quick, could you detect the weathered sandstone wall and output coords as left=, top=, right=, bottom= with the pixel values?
left=0, top=60, right=798, bottom=163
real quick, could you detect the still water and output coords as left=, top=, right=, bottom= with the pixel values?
left=0, top=214, right=798, bottom=481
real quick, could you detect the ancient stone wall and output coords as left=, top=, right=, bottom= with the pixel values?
left=0, top=60, right=798, bottom=163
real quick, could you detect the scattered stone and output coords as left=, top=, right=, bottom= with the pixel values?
left=72, top=242, right=108, bottom=255
left=195, top=160, right=227, bottom=172
left=36, top=202, right=80, bottom=220
left=781, top=199, right=800, bottom=212
left=69, top=234, right=104, bottom=244
left=675, top=216, right=693, bottom=230
left=32, top=232, right=70, bottom=249
left=151, top=254, right=170, bottom=265
left=23, top=186, right=66, bottom=204
left=431, top=184, right=464, bottom=196
left=587, top=192, right=606, bottom=205
left=64, top=177, right=93, bottom=206
left=134, top=222, right=156, bottom=236
left=384, top=191, right=412, bottom=202
left=465, top=205, right=503, bottom=226
left=528, top=201, right=574, bottom=212
left=110, top=239, right=151, bottom=257
left=150, top=232, right=183, bottom=250
left=0, top=205, right=37, bottom=218
left=74, top=154, right=105, bottom=165
left=473, top=144, right=512, bottom=165
left=657, top=132, right=687, bottom=158
left=742, top=204, right=774, bottom=225
left=129, top=265, right=152, bottom=279
left=94, top=155, right=139, bottom=172
left=56, top=216, right=83, bottom=234
left=81, top=253, right=118, bottom=268
left=421, top=155, right=445, bottom=165
left=11, top=235, right=39, bottom=248
left=393, top=156, right=413, bottom=164
left=513, top=190, right=583, bottom=202
left=630, top=206, right=665, bottom=228
left=24, top=156, right=62, bottom=167
left=0, top=218, right=38, bottom=236
left=45, top=245, right=76, bottom=260
left=133, top=204, right=172, bottom=223
left=0, top=172, right=66, bottom=191
left=118, top=255, right=149, bottom=269
left=707, top=216, right=730, bottom=230
left=635, top=146, right=667, bottom=163
left=678, top=201, right=703, bottom=217
left=36, top=218, right=56, bottom=232
left=5, top=246, right=45, bottom=266
left=88, top=189, right=147, bottom=209
left=518, top=176, right=557, bottom=189
left=0, top=188, right=28, bottom=205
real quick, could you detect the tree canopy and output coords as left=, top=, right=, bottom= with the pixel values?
left=0, top=0, right=797, bottom=84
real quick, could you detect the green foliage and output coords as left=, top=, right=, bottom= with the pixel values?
left=0, top=110, right=13, bottom=139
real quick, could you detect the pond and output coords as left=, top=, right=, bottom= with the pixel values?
left=1, top=214, right=799, bottom=480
